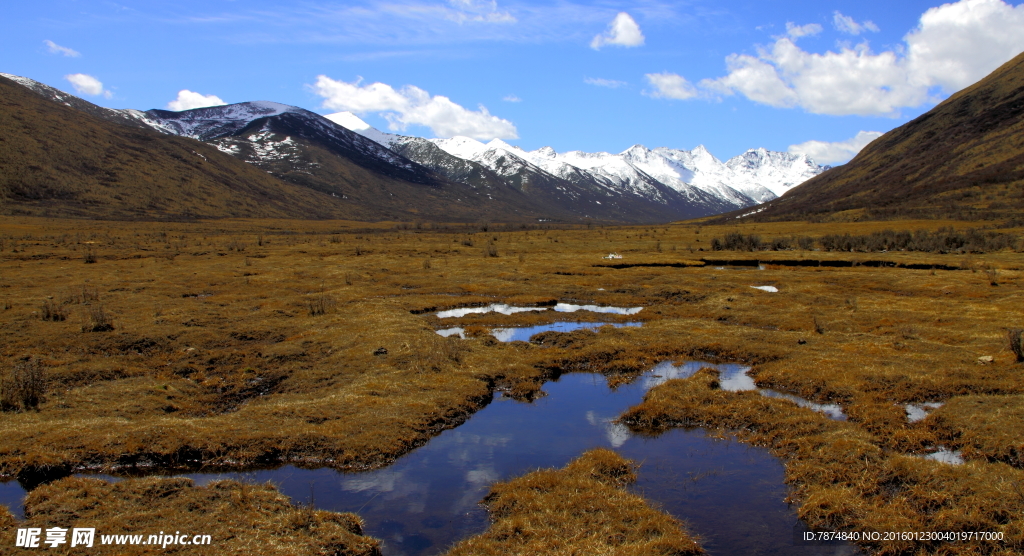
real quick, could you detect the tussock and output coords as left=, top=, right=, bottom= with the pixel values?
left=445, top=449, right=704, bottom=556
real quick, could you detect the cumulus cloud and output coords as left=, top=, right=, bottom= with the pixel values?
left=584, top=77, right=627, bottom=88
left=784, top=22, right=822, bottom=39
left=312, top=75, right=518, bottom=140
left=690, top=0, right=1024, bottom=116
left=644, top=72, right=698, bottom=100
left=590, top=12, right=644, bottom=49
left=789, top=131, right=884, bottom=165
left=64, top=74, right=111, bottom=98
left=44, top=40, right=80, bottom=57
left=833, top=12, right=879, bottom=35
left=502, top=94, right=521, bottom=102
left=167, top=90, right=227, bottom=111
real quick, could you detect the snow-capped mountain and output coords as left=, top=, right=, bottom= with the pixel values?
left=3, top=72, right=829, bottom=223
left=328, top=111, right=829, bottom=215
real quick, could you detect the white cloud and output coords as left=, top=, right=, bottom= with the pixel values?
left=789, top=131, right=884, bottom=165
left=688, top=0, right=1024, bottom=116
left=445, top=0, right=515, bottom=23
left=784, top=22, right=822, bottom=39
left=312, top=75, right=517, bottom=140
left=167, top=90, right=227, bottom=111
left=44, top=40, right=80, bottom=57
left=64, top=73, right=111, bottom=99
left=590, top=12, right=644, bottom=49
left=833, top=12, right=879, bottom=35
left=584, top=77, right=627, bottom=88
left=502, top=94, right=521, bottom=102
left=644, top=72, right=698, bottom=100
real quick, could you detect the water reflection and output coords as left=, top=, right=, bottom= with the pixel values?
left=490, top=322, right=641, bottom=342
left=904, top=402, right=943, bottom=423
left=435, top=303, right=643, bottom=319
left=172, top=365, right=854, bottom=556
left=2, top=363, right=859, bottom=556
left=553, top=303, right=643, bottom=315
left=642, top=361, right=846, bottom=420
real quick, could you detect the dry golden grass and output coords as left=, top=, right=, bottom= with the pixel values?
left=0, top=476, right=380, bottom=555
left=0, top=215, right=1022, bottom=555
left=621, top=369, right=1024, bottom=555
left=444, top=449, right=703, bottom=556
left=930, top=395, right=1024, bottom=466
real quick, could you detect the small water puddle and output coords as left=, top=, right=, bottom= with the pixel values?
left=1, top=363, right=857, bottom=556
left=644, top=361, right=847, bottom=420
left=435, top=303, right=547, bottom=318
left=904, top=402, right=943, bottom=423
left=436, top=322, right=642, bottom=342
left=491, top=322, right=640, bottom=342
left=553, top=302, right=642, bottom=315
left=435, top=303, right=641, bottom=318
left=919, top=447, right=964, bottom=465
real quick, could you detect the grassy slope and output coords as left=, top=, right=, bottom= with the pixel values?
left=744, top=51, right=1024, bottom=222
left=0, top=76, right=373, bottom=221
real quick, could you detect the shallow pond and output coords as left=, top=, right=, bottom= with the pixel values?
left=1, top=363, right=859, bottom=556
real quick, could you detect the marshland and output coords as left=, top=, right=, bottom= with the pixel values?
left=1, top=215, right=1023, bottom=555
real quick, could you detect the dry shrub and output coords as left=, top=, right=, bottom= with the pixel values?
left=445, top=449, right=704, bottom=556
left=0, top=357, right=46, bottom=411
left=82, top=305, right=114, bottom=332
left=1009, top=329, right=1024, bottom=363
left=484, top=241, right=498, bottom=257
left=40, top=299, right=68, bottom=321
left=307, top=283, right=335, bottom=316
left=6, top=476, right=381, bottom=556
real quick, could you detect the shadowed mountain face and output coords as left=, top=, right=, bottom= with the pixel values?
left=740, top=51, right=1024, bottom=223
left=0, top=76, right=365, bottom=220
left=0, top=76, right=567, bottom=222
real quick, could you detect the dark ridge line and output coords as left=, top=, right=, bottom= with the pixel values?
left=595, top=259, right=963, bottom=271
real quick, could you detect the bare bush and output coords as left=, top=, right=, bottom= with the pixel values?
left=1009, top=329, right=1024, bottom=363
left=40, top=299, right=69, bottom=321
left=307, top=283, right=335, bottom=316
left=1, top=357, right=45, bottom=411
left=83, top=305, right=114, bottom=332
left=484, top=241, right=499, bottom=257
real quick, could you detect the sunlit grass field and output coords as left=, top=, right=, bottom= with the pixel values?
left=1, top=216, right=1022, bottom=555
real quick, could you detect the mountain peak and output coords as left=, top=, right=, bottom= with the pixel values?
left=324, top=111, right=372, bottom=132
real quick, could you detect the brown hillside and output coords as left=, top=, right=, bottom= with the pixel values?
left=742, top=51, right=1024, bottom=222
left=0, top=76, right=368, bottom=220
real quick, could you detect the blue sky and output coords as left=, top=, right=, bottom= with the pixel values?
left=4, top=0, right=1024, bottom=164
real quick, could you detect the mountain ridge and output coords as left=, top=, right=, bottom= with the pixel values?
left=327, top=112, right=828, bottom=216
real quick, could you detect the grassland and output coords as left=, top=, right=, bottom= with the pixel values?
left=1, top=215, right=1022, bottom=554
